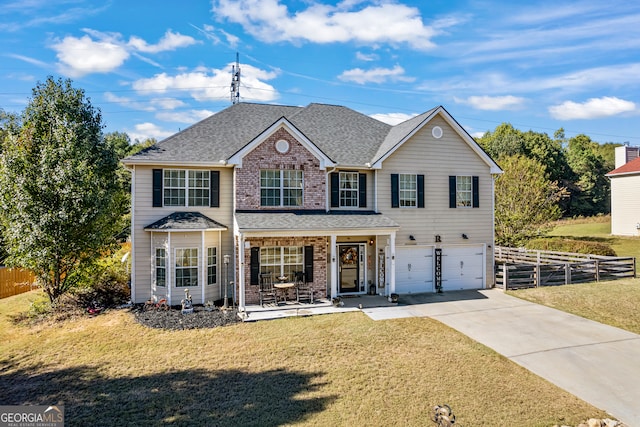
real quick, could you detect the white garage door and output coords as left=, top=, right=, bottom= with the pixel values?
left=395, top=246, right=434, bottom=294
left=441, top=245, right=484, bottom=290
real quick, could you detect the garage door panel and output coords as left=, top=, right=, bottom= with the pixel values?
left=442, top=245, right=484, bottom=291
left=396, top=246, right=434, bottom=294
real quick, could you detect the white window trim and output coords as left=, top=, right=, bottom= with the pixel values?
left=155, top=247, right=166, bottom=288
left=399, top=173, right=417, bottom=208
left=175, top=247, right=199, bottom=287
left=163, top=169, right=210, bottom=207
left=456, top=176, right=473, bottom=208
left=260, top=169, right=304, bottom=207
left=339, top=171, right=359, bottom=208
left=207, top=246, right=217, bottom=286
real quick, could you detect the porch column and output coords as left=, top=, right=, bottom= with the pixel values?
left=167, top=232, right=172, bottom=305
left=238, top=233, right=246, bottom=312
left=330, top=234, right=337, bottom=299
left=201, top=231, right=205, bottom=304
left=389, top=231, right=396, bottom=297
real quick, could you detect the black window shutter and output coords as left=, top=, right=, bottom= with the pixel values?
left=304, top=245, right=314, bottom=282
left=210, top=170, right=220, bottom=208
left=417, top=174, right=425, bottom=208
left=358, top=173, right=367, bottom=208
left=250, top=247, right=260, bottom=286
left=152, top=169, right=163, bottom=207
left=449, top=176, right=457, bottom=208
left=472, top=176, right=479, bottom=208
left=391, top=174, right=399, bottom=208
left=330, top=173, right=339, bottom=208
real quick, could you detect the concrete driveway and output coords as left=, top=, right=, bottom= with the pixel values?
left=362, top=289, right=640, bottom=426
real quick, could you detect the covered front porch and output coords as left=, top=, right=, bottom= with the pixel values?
left=234, top=211, right=400, bottom=313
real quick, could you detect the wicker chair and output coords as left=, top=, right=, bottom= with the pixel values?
left=295, top=271, right=313, bottom=304
left=259, top=273, right=278, bottom=306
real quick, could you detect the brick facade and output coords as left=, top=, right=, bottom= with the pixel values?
left=235, top=127, right=326, bottom=210
left=239, top=236, right=328, bottom=305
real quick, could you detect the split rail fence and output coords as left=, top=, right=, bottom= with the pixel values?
left=495, top=246, right=636, bottom=290
left=0, top=267, right=37, bottom=299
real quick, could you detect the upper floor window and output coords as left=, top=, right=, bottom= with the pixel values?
left=449, top=176, right=479, bottom=208
left=391, top=173, right=424, bottom=208
left=339, top=172, right=359, bottom=207
left=153, top=169, right=219, bottom=208
left=164, top=169, right=209, bottom=207
left=260, top=169, right=303, bottom=207
left=399, top=174, right=417, bottom=207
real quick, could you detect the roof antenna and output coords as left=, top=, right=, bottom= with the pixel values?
left=230, top=52, right=241, bottom=104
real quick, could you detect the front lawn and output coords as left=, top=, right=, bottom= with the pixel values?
left=0, top=291, right=608, bottom=426
left=508, top=278, right=640, bottom=335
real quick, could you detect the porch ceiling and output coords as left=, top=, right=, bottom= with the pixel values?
left=235, top=211, right=399, bottom=236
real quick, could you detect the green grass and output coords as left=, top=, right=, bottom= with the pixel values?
left=548, top=216, right=640, bottom=260
left=0, top=290, right=608, bottom=427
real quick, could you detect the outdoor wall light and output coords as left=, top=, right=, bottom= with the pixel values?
left=409, top=235, right=415, bottom=241
left=369, top=239, right=374, bottom=245
left=462, top=234, right=469, bottom=239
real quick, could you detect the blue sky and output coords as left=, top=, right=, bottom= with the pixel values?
left=1, top=0, right=639, bottom=145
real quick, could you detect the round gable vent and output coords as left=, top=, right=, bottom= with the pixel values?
left=275, top=139, right=290, bottom=153
left=432, top=126, right=443, bottom=139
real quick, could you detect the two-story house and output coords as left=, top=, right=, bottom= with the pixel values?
left=122, top=103, right=502, bottom=312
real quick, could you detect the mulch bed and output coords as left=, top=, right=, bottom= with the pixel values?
left=132, top=305, right=241, bottom=330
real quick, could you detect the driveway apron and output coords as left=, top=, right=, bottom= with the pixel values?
left=362, top=289, right=640, bottom=426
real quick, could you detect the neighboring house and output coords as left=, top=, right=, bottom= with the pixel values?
left=122, top=103, right=502, bottom=311
left=607, top=145, right=640, bottom=236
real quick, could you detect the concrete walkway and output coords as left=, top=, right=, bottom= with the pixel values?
left=363, top=289, right=640, bottom=426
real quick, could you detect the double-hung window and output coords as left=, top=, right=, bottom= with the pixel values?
left=456, top=176, right=472, bottom=207
left=155, top=248, right=166, bottom=287
left=399, top=174, right=417, bottom=207
left=339, top=172, right=359, bottom=207
left=260, top=246, right=304, bottom=280
left=207, top=247, right=217, bottom=286
left=175, top=248, right=198, bottom=287
left=163, top=170, right=209, bottom=207
left=449, top=175, right=479, bottom=208
left=260, top=169, right=303, bottom=207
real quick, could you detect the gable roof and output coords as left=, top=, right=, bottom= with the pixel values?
left=122, top=102, right=501, bottom=174
left=607, top=156, right=640, bottom=177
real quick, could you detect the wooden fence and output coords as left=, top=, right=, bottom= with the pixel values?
left=495, top=246, right=636, bottom=290
left=0, top=267, right=37, bottom=299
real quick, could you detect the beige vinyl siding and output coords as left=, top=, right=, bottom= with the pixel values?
left=131, top=165, right=235, bottom=303
left=378, top=115, right=495, bottom=287
left=610, top=175, right=640, bottom=236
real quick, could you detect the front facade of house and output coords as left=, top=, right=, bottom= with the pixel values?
left=122, top=103, right=502, bottom=311
left=607, top=147, right=640, bottom=236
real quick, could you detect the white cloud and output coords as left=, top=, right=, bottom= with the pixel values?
left=150, top=98, right=187, bottom=110
left=454, top=95, right=526, bottom=111
left=548, top=96, right=637, bottom=120
left=132, top=63, right=280, bottom=102
left=51, top=28, right=197, bottom=77
left=356, top=51, right=378, bottom=61
left=211, top=0, right=440, bottom=50
left=128, top=30, right=197, bottom=53
left=338, top=65, right=414, bottom=84
left=127, top=122, right=174, bottom=143
left=370, top=112, right=417, bottom=125
left=52, top=33, right=129, bottom=77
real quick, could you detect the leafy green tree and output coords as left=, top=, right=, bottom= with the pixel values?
left=565, top=134, right=610, bottom=216
left=495, top=155, right=564, bottom=246
left=0, top=77, right=127, bottom=303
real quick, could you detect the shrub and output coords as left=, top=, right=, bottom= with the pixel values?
left=526, top=238, right=616, bottom=256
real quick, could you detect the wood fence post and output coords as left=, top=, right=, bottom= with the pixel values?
left=595, top=260, right=600, bottom=282
left=565, top=263, right=571, bottom=285
left=503, top=263, right=508, bottom=290
left=535, top=264, right=540, bottom=287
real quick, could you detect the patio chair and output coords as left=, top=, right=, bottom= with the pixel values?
left=294, top=271, right=313, bottom=304
left=259, top=272, right=278, bottom=306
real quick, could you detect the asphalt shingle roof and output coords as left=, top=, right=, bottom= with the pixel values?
left=235, top=211, right=399, bottom=232
left=144, top=212, right=227, bottom=231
